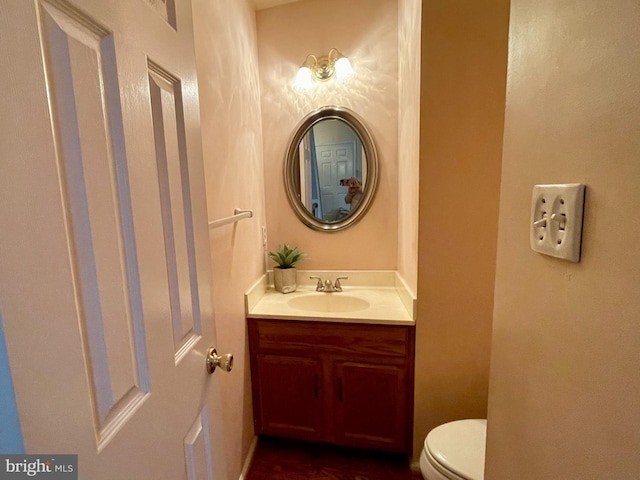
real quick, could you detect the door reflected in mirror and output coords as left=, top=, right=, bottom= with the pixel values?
left=295, top=119, right=367, bottom=222
left=284, top=106, right=379, bottom=232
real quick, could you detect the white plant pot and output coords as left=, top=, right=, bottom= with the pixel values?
left=273, top=267, right=297, bottom=294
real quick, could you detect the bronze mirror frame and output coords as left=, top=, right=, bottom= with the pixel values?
left=283, top=105, right=379, bottom=232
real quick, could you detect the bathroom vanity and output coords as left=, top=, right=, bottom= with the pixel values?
left=246, top=272, right=416, bottom=455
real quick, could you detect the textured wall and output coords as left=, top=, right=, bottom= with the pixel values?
left=413, top=0, right=509, bottom=459
left=398, top=0, right=422, bottom=293
left=192, top=1, right=266, bottom=478
left=257, top=0, right=399, bottom=270
left=397, top=0, right=421, bottom=295
left=486, top=0, right=640, bottom=478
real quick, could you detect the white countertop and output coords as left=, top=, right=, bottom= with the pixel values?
left=245, top=271, right=416, bottom=326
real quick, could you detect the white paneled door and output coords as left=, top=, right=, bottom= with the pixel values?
left=316, top=142, right=356, bottom=219
left=0, top=0, right=228, bottom=478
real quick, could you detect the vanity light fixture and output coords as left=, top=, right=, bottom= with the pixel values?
left=296, top=48, right=353, bottom=85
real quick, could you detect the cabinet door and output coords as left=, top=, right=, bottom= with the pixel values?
left=334, top=361, right=408, bottom=452
left=255, top=354, right=324, bottom=440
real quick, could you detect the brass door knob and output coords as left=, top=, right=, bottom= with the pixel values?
left=206, top=347, right=233, bottom=374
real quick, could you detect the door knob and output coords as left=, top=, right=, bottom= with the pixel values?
left=206, top=347, right=233, bottom=374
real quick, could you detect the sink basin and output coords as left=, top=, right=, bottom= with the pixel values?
left=287, top=294, right=370, bottom=313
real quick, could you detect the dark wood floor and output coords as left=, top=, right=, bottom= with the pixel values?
left=246, top=436, right=423, bottom=480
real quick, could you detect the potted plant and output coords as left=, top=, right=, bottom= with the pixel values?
left=268, top=244, right=303, bottom=293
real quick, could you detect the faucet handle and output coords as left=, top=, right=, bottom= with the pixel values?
left=334, top=276, right=348, bottom=291
left=309, top=276, right=324, bottom=291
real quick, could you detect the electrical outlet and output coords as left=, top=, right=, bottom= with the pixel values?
left=261, top=226, right=268, bottom=249
left=530, top=184, right=585, bottom=262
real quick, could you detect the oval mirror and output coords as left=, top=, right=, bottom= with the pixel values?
left=284, top=106, right=379, bottom=232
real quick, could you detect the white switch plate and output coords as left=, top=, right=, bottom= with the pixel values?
left=530, top=184, right=585, bottom=262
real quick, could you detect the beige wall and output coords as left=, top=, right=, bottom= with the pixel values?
left=397, top=0, right=421, bottom=295
left=413, top=0, right=510, bottom=458
left=486, top=0, right=640, bottom=478
left=257, top=0, right=399, bottom=270
left=192, top=1, right=266, bottom=478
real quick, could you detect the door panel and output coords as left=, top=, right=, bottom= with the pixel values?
left=148, top=62, right=202, bottom=361
left=184, top=407, right=214, bottom=480
left=334, top=361, right=407, bottom=452
left=316, top=142, right=355, bottom=220
left=38, top=0, right=151, bottom=447
left=256, top=354, right=324, bottom=440
left=144, top=0, right=177, bottom=29
left=0, top=0, right=227, bottom=478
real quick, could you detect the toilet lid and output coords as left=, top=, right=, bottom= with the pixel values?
left=424, top=419, right=487, bottom=480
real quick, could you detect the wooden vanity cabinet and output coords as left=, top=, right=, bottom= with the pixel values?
left=247, top=317, right=415, bottom=454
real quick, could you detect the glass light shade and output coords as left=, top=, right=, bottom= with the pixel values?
left=334, top=56, right=353, bottom=79
left=295, top=66, right=313, bottom=87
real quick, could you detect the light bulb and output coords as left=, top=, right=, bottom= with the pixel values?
left=295, top=66, right=313, bottom=88
left=334, top=56, right=353, bottom=79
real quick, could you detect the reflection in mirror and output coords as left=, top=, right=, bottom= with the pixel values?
left=284, top=106, right=378, bottom=232
left=296, top=119, right=366, bottom=222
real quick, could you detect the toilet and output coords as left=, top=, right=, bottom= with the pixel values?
left=419, top=419, right=487, bottom=480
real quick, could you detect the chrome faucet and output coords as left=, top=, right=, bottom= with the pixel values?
left=309, top=276, right=348, bottom=292
left=334, top=276, right=348, bottom=291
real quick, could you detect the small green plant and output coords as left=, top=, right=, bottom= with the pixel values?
left=268, top=244, right=304, bottom=269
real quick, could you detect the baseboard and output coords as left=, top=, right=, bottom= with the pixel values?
left=410, top=459, right=421, bottom=473
left=238, top=436, right=259, bottom=480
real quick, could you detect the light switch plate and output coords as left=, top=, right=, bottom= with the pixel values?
left=530, top=184, right=585, bottom=262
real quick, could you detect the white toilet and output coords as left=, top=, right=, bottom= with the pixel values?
left=419, top=419, right=487, bottom=480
